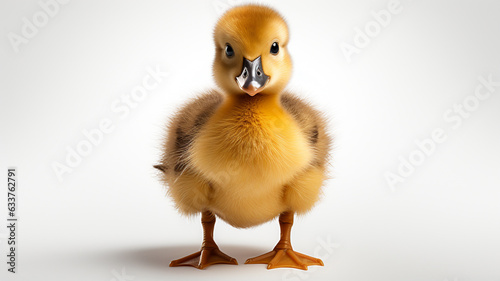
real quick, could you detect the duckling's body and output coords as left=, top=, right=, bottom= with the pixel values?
left=156, top=4, right=331, bottom=270
left=161, top=92, right=328, bottom=228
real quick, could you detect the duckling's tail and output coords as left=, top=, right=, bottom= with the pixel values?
left=153, top=164, right=167, bottom=173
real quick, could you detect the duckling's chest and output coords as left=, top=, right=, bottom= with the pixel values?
left=190, top=100, right=313, bottom=188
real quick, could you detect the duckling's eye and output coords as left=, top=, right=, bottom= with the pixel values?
left=270, top=42, right=279, bottom=55
left=225, top=44, right=234, bottom=58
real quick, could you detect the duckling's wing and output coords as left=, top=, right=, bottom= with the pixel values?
left=280, top=92, right=331, bottom=167
left=157, top=90, right=224, bottom=175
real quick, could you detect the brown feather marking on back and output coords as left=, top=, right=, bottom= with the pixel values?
left=280, top=92, right=331, bottom=168
left=158, top=91, right=224, bottom=179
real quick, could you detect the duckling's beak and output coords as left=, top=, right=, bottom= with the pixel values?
left=236, top=56, right=269, bottom=96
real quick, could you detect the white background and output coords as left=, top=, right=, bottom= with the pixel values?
left=1, top=0, right=500, bottom=280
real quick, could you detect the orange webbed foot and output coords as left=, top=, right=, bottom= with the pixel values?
left=245, top=248, right=323, bottom=270
left=245, top=211, right=324, bottom=270
left=170, top=246, right=238, bottom=269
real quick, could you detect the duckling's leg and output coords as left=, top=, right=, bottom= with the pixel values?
left=169, top=210, right=238, bottom=269
left=245, top=211, right=323, bottom=270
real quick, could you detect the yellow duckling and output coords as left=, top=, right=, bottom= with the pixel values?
left=155, top=4, right=331, bottom=270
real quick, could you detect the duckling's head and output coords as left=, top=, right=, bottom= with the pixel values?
left=213, top=5, right=292, bottom=97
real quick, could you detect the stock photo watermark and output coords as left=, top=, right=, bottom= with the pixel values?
left=340, top=0, right=403, bottom=63
left=212, top=0, right=244, bottom=16
left=5, top=168, right=18, bottom=273
left=7, top=0, right=70, bottom=53
left=110, top=267, right=135, bottom=281
left=385, top=74, right=500, bottom=191
left=282, top=234, right=339, bottom=281
left=51, top=65, right=169, bottom=183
